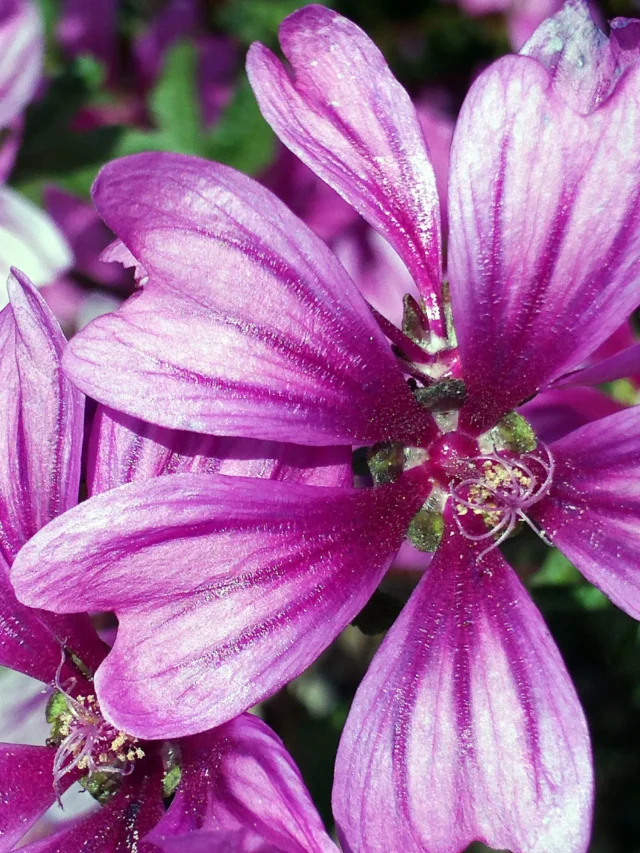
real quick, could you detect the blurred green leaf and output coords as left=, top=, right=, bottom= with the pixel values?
left=216, top=0, right=333, bottom=46
left=528, top=548, right=581, bottom=588
left=203, top=76, right=275, bottom=175
left=149, top=40, right=202, bottom=154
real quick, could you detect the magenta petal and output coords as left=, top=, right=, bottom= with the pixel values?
left=21, top=770, right=164, bottom=853
left=532, top=406, right=640, bottom=618
left=0, top=0, right=43, bottom=129
left=449, top=53, right=640, bottom=431
left=247, top=7, right=444, bottom=332
left=554, top=342, right=640, bottom=387
left=518, top=387, right=625, bottom=444
left=0, top=270, right=84, bottom=563
left=148, top=715, right=337, bottom=853
left=521, top=0, right=635, bottom=114
left=67, top=153, right=433, bottom=447
left=57, top=0, right=118, bottom=82
left=0, top=744, right=56, bottom=852
left=88, top=406, right=352, bottom=495
left=334, top=527, right=593, bottom=853
left=12, top=471, right=428, bottom=737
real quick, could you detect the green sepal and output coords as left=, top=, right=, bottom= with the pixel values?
left=45, top=691, right=69, bottom=745
left=407, top=508, right=445, bottom=552
left=414, top=379, right=466, bottom=412
left=162, top=765, right=183, bottom=799
left=492, top=412, right=537, bottom=453
left=80, top=771, right=121, bottom=805
left=367, top=442, right=404, bottom=485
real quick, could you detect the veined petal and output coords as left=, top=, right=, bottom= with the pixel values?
left=519, top=387, right=624, bottom=444
left=0, top=558, right=104, bottom=683
left=532, top=406, right=640, bottom=618
left=521, top=0, right=638, bottom=114
left=449, top=55, right=640, bottom=431
left=0, top=744, right=56, bottom=853
left=148, top=715, right=337, bottom=853
left=88, top=406, right=352, bottom=495
left=553, top=342, right=640, bottom=387
left=334, top=526, right=593, bottom=853
left=0, top=189, right=72, bottom=308
left=247, top=6, right=444, bottom=333
left=12, top=471, right=429, bottom=737
left=21, top=770, right=164, bottom=853
left=0, top=270, right=84, bottom=563
left=66, top=153, right=434, bottom=447
left=0, top=0, right=43, bottom=129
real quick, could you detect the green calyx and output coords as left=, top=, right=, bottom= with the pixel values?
left=492, top=412, right=537, bottom=454
left=407, top=508, right=445, bottom=552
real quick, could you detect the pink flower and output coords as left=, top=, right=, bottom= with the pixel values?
left=11, top=3, right=640, bottom=850
left=0, top=269, right=338, bottom=853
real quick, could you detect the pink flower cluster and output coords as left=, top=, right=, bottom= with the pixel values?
left=2, top=1, right=640, bottom=852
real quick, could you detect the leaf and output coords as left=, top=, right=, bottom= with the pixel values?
left=148, top=40, right=202, bottom=154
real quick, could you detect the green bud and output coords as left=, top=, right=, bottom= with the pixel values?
left=492, top=412, right=537, bottom=454
left=407, top=508, right=445, bottom=552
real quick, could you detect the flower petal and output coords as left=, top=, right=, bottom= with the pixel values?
left=87, top=406, right=352, bottom=496
left=12, top=471, right=429, bottom=737
left=246, top=7, right=444, bottom=333
left=0, top=0, right=42, bottom=129
left=57, top=0, right=118, bottom=82
left=532, top=406, right=640, bottom=618
left=553, top=342, right=640, bottom=387
left=334, top=525, right=593, bottom=853
left=21, top=770, right=164, bottom=853
left=0, top=270, right=84, bottom=564
left=0, top=190, right=72, bottom=308
left=521, top=0, right=636, bottom=114
left=65, top=153, right=434, bottom=447
left=0, top=744, right=56, bottom=852
left=148, top=714, right=337, bottom=853
left=449, top=54, right=640, bottom=431
left=519, top=387, right=624, bottom=444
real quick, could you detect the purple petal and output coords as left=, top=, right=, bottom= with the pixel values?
left=521, top=0, right=635, bottom=114
left=532, top=406, right=640, bottom=618
left=134, top=0, right=199, bottom=91
left=334, top=524, right=593, bottom=853
left=148, top=714, right=337, bottom=853
left=0, top=189, right=72, bottom=307
left=43, top=187, right=130, bottom=288
left=21, top=770, right=164, bottom=853
left=449, top=54, right=640, bottom=432
left=197, top=35, right=238, bottom=128
left=0, top=0, right=42, bottom=129
left=12, top=470, right=429, bottom=737
left=88, top=406, right=352, bottom=495
left=57, top=0, right=118, bottom=82
left=415, top=91, right=454, bottom=233
left=0, top=558, right=104, bottom=684
left=66, top=153, right=433, bottom=447
left=0, top=744, right=56, bottom=852
left=0, top=270, right=84, bottom=563
left=246, top=7, right=444, bottom=334
left=154, top=830, right=272, bottom=853
left=518, top=387, right=625, bottom=444
left=554, top=342, right=640, bottom=387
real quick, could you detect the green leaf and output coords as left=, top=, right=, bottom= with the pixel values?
left=148, top=40, right=202, bottom=154
left=203, top=76, right=275, bottom=175
left=216, top=0, right=333, bottom=46
left=529, top=549, right=581, bottom=588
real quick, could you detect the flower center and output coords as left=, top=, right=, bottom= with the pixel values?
left=46, top=659, right=144, bottom=803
